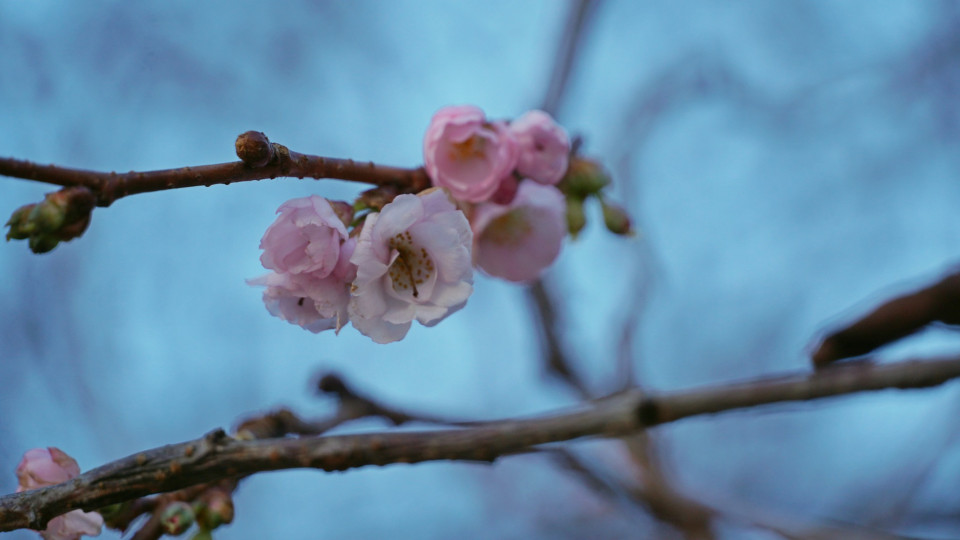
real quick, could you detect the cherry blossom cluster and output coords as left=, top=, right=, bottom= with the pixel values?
left=15, top=448, right=103, bottom=540
left=251, top=106, right=575, bottom=344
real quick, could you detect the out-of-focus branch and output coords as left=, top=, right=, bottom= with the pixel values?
left=4, top=356, right=960, bottom=533
left=811, top=270, right=960, bottom=368
left=528, top=279, right=592, bottom=399
left=527, top=0, right=602, bottom=399
left=541, top=0, right=600, bottom=117
left=0, top=131, right=430, bottom=207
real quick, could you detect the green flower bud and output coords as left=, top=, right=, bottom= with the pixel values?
left=558, top=157, right=610, bottom=199
left=6, top=187, right=96, bottom=253
left=195, top=489, right=234, bottom=530
left=28, top=234, right=60, bottom=254
left=28, top=198, right=67, bottom=233
left=566, top=197, right=586, bottom=239
left=191, top=529, right=213, bottom=540
left=5, top=204, right=37, bottom=240
left=601, top=200, right=633, bottom=236
left=161, top=501, right=196, bottom=536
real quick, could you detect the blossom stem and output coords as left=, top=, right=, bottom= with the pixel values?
left=0, top=131, right=430, bottom=207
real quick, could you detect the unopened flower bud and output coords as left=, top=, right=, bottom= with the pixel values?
left=28, top=195, right=67, bottom=232
left=195, top=489, right=235, bottom=530
left=161, top=501, right=196, bottom=535
left=235, top=131, right=275, bottom=167
left=28, top=234, right=60, bottom=254
left=5, top=204, right=37, bottom=240
left=6, top=187, right=95, bottom=253
left=566, top=196, right=586, bottom=238
left=558, top=157, right=610, bottom=199
left=191, top=529, right=213, bottom=540
left=601, top=200, right=633, bottom=236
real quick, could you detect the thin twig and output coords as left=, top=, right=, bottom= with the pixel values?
left=3, top=356, right=960, bottom=533
left=541, top=0, right=600, bottom=117
left=0, top=131, right=429, bottom=207
left=528, top=279, right=592, bottom=399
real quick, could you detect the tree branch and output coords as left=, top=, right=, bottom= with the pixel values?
left=3, top=356, right=960, bottom=533
left=0, top=131, right=430, bottom=207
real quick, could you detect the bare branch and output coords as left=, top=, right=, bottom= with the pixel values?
left=811, top=270, right=960, bottom=367
left=3, top=356, right=960, bottom=533
left=0, top=131, right=430, bottom=207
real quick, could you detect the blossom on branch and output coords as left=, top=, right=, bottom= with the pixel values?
left=15, top=448, right=103, bottom=540
left=259, top=195, right=351, bottom=275
left=349, top=189, right=474, bottom=343
left=423, top=105, right=519, bottom=203
left=249, top=245, right=356, bottom=333
left=510, top=110, right=570, bottom=186
left=250, top=196, right=356, bottom=333
left=471, top=181, right=566, bottom=283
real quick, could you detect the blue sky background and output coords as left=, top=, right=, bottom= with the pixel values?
left=2, top=1, right=960, bottom=538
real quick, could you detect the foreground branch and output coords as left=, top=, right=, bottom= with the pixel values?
left=0, top=131, right=430, bottom=207
left=4, top=356, right=960, bottom=532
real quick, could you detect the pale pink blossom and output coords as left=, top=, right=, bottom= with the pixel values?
left=16, top=448, right=79, bottom=490
left=40, top=512, right=104, bottom=540
left=471, top=181, right=566, bottom=282
left=510, top=110, right=570, bottom=185
left=16, top=448, right=103, bottom=540
left=259, top=195, right=349, bottom=276
left=250, top=238, right=356, bottom=333
left=423, top=105, right=519, bottom=203
left=349, top=189, right=473, bottom=343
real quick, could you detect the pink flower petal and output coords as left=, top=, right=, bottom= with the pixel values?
left=423, top=106, right=519, bottom=203
left=472, top=181, right=566, bottom=282
left=348, top=190, right=473, bottom=343
left=510, top=110, right=570, bottom=186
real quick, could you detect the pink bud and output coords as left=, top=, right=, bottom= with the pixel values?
left=423, top=105, right=519, bottom=203
left=510, top=110, right=570, bottom=186
left=15, top=448, right=104, bottom=540
left=16, top=447, right=80, bottom=491
left=259, top=195, right=349, bottom=277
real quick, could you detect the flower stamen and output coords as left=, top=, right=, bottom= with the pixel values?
left=387, top=232, right=435, bottom=299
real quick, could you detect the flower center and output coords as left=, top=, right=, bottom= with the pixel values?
left=481, top=209, right=532, bottom=246
left=449, top=134, right=487, bottom=162
left=387, top=231, right=434, bottom=299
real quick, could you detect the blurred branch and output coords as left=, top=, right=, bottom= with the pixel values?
left=5, top=356, right=960, bottom=533
left=811, top=269, right=960, bottom=368
left=0, top=131, right=429, bottom=207
left=528, top=279, right=592, bottom=399
left=541, top=0, right=600, bottom=117
left=551, top=445, right=716, bottom=539
left=526, top=0, right=601, bottom=399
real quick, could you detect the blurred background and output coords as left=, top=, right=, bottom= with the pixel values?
left=3, top=1, right=960, bottom=538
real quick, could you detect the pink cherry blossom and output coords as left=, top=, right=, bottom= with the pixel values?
left=16, top=448, right=79, bottom=490
left=423, top=105, right=519, bottom=203
left=471, top=181, right=566, bottom=283
left=259, top=195, right=349, bottom=276
left=40, top=512, right=104, bottom=540
left=349, top=189, right=473, bottom=343
left=510, top=110, right=570, bottom=186
left=250, top=238, right=356, bottom=333
left=16, top=448, right=103, bottom=540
